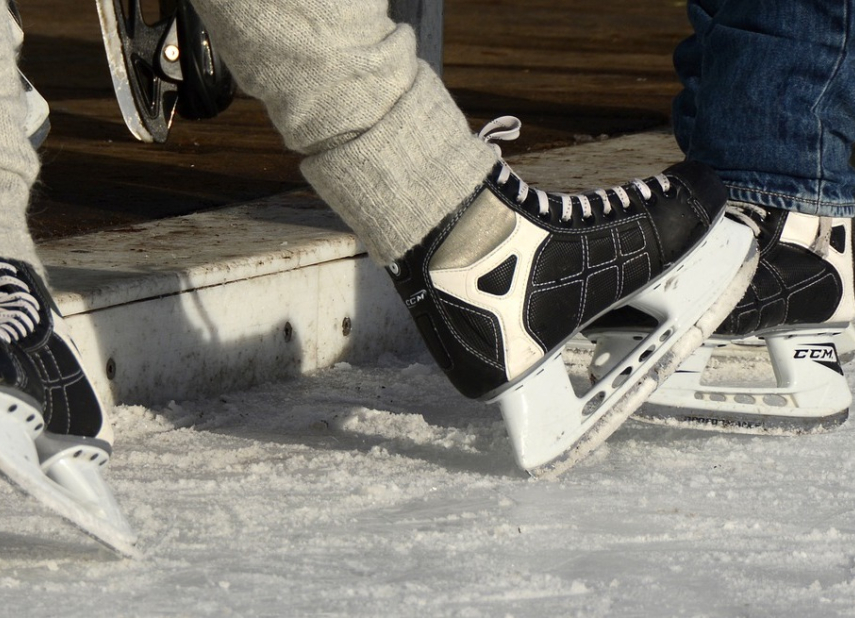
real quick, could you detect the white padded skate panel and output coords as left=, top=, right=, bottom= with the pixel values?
left=779, top=211, right=820, bottom=249
left=430, top=201, right=548, bottom=381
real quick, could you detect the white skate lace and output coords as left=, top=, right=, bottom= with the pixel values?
left=724, top=202, right=766, bottom=237
left=478, top=116, right=671, bottom=221
left=812, top=217, right=833, bottom=257
left=725, top=202, right=833, bottom=257
left=0, top=262, right=40, bottom=344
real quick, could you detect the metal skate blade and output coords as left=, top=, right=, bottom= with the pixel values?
left=494, top=217, right=758, bottom=477
left=0, top=425, right=139, bottom=558
left=634, top=331, right=852, bottom=434
left=639, top=402, right=849, bottom=434
left=96, top=0, right=177, bottom=142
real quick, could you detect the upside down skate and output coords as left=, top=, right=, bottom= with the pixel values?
left=96, top=0, right=234, bottom=142
left=388, top=117, right=757, bottom=477
left=0, top=260, right=138, bottom=557
left=588, top=208, right=854, bottom=433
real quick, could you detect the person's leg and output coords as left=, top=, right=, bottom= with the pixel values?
left=190, top=0, right=496, bottom=263
left=673, top=0, right=855, bottom=335
left=633, top=0, right=855, bottom=431
left=0, top=2, right=39, bottom=273
left=190, top=0, right=757, bottom=475
left=674, top=0, right=855, bottom=217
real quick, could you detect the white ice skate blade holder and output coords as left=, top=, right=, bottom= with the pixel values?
left=35, top=433, right=138, bottom=555
left=0, top=388, right=45, bottom=441
left=490, top=217, right=757, bottom=477
left=635, top=328, right=852, bottom=432
left=0, top=392, right=46, bottom=483
left=0, top=418, right=139, bottom=558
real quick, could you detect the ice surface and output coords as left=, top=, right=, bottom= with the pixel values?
left=1, top=348, right=855, bottom=617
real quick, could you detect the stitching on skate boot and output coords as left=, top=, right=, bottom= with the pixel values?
left=0, top=261, right=105, bottom=438
left=388, top=116, right=757, bottom=473
left=590, top=207, right=855, bottom=435
left=0, top=260, right=137, bottom=556
left=719, top=207, right=852, bottom=336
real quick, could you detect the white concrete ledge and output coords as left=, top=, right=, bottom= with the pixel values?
left=39, top=193, right=419, bottom=407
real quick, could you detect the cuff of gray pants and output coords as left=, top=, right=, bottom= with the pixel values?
left=300, top=63, right=498, bottom=265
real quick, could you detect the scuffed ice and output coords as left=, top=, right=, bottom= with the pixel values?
left=1, top=349, right=855, bottom=617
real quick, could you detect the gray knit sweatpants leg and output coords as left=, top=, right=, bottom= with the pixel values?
left=190, top=0, right=498, bottom=264
left=0, top=13, right=42, bottom=274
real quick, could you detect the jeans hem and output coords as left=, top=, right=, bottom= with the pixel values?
left=725, top=183, right=855, bottom=218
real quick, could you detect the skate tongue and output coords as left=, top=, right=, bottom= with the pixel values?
left=34, top=433, right=138, bottom=555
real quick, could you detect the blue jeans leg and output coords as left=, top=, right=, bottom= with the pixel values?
left=673, top=0, right=855, bottom=216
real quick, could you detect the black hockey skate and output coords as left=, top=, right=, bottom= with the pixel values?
left=0, top=260, right=138, bottom=557
left=388, top=117, right=757, bottom=477
left=96, top=0, right=235, bottom=142
left=588, top=206, right=854, bottom=433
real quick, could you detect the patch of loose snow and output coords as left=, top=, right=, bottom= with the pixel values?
left=0, top=353, right=853, bottom=617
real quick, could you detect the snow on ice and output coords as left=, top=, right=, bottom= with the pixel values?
left=1, top=348, right=855, bottom=617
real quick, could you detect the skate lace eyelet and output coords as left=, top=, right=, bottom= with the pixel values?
left=644, top=194, right=658, bottom=208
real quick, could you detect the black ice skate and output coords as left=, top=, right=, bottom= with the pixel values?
left=96, top=0, right=235, bottom=142
left=0, top=260, right=138, bottom=557
left=388, top=117, right=757, bottom=477
left=588, top=206, right=854, bottom=433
